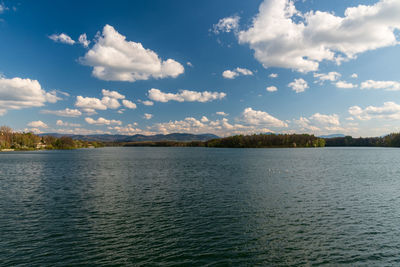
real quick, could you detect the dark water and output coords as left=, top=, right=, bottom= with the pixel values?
left=1, top=147, right=400, bottom=266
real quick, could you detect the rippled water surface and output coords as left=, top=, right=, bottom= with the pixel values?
left=1, top=147, right=400, bottom=266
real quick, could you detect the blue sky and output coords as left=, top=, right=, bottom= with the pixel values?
left=1, top=0, right=400, bottom=137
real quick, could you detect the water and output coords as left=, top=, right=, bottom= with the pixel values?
left=1, top=147, right=400, bottom=266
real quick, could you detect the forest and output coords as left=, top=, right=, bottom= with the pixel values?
left=0, top=126, right=103, bottom=150
left=123, top=133, right=326, bottom=148
left=325, top=133, right=400, bottom=147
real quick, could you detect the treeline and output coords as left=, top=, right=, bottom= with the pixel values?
left=123, top=134, right=326, bottom=148
left=0, top=126, right=103, bottom=150
left=325, top=133, right=400, bottom=147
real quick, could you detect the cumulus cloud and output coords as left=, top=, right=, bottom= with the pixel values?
left=56, top=120, right=81, bottom=127
left=288, top=78, right=308, bottom=93
left=213, top=15, right=240, bottom=34
left=100, top=96, right=121, bottom=109
left=349, top=101, right=400, bottom=121
left=269, top=73, right=278, bottom=78
left=144, top=113, right=153, bottom=120
left=222, top=67, right=253, bottom=79
left=141, top=100, right=154, bottom=106
left=309, top=113, right=340, bottom=126
left=75, top=89, right=137, bottom=113
left=293, top=117, right=320, bottom=132
left=266, top=86, right=277, bottom=92
left=49, top=33, right=75, bottom=45
left=351, top=73, right=358, bottom=79
left=216, top=111, right=228, bottom=116
left=75, top=96, right=107, bottom=111
left=101, top=89, right=125, bottom=99
left=148, top=88, right=226, bottom=103
left=78, top=33, right=90, bottom=48
left=80, top=24, right=184, bottom=82
left=151, top=113, right=280, bottom=137
left=28, top=120, right=48, bottom=128
left=122, top=99, right=137, bottom=109
left=109, top=124, right=153, bottom=136
left=293, top=112, right=342, bottom=133
left=360, top=80, right=400, bottom=91
left=200, top=116, right=209, bottom=122
left=85, top=117, right=122, bottom=125
left=314, top=72, right=341, bottom=83
left=234, top=0, right=400, bottom=72
left=0, top=77, right=60, bottom=114
left=41, top=108, right=82, bottom=117
left=241, top=107, right=288, bottom=128
left=335, top=81, right=357, bottom=89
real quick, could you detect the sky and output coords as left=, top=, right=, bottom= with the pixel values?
left=1, top=0, right=400, bottom=137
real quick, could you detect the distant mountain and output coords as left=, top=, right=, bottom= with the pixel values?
left=319, top=134, right=346, bottom=139
left=39, top=133, right=219, bottom=142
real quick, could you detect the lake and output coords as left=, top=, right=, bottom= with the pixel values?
left=1, top=147, right=400, bottom=266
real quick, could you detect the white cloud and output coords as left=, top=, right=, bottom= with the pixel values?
left=216, top=111, right=228, bottom=116
left=0, top=77, right=60, bottom=113
left=80, top=25, right=184, bottom=82
left=122, top=99, right=137, bottom=109
left=335, top=81, right=357, bottom=89
left=222, top=70, right=237, bottom=79
left=101, top=96, right=121, bottom=109
left=293, top=113, right=343, bottom=134
left=309, top=113, right=340, bottom=126
left=222, top=67, right=253, bottom=79
left=266, top=86, right=278, bottom=92
left=109, top=124, right=153, bottom=135
left=200, top=116, right=209, bottom=122
left=213, top=15, right=240, bottom=34
left=151, top=115, right=277, bottom=137
left=53, top=127, right=112, bottom=135
left=75, top=89, right=129, bottom=112
left=288, top=78, right=308, bottom=93
left=148, top=88, right=226, bottom=103
left=241, top=107, right=288, bottom=127
left=236, top=0, right=400, bottom=72
left=85, top=117, right=122, bottom=126
left=314, top=72, right=341, bottom=83
left=28, top=120, right=48, bottom=128
left=351, top=73, right=358, bottom=79
left=293, top=117, right=320, bottom=132
left=144, top=113, right=153, bottom=120
left=56, top=120, right=81, bottom=127
left=269, top=73, right=278, bottom=78
left=360, top=80, right=400, bottom=91
left=75, top=96, right=107, bottom=111
left=41, top=108, right=82, bottom=117
left=49, top=33, right=75, bottom=45
left=78, top=33, right=90, bottom=48
left=235, top=67, right=253, bottom=76
left=141, top=100, right=154, bottom=106
left=101, top=89, right=125, bottom=99
left=349, top=101, right=400, bottom=121
left=187, top=62, right=193, bottom=67
left=0, top=109, right=6, bottom=116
